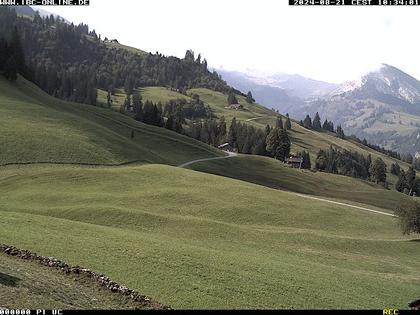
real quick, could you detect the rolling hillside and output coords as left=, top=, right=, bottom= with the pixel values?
left=122, top=85, right=412, bottom=188
left=0, top=164, right=418, bottom=309
left=0, top=77, right=222, bottom=167
left=0, top=76, right=418, bottom=309
left=186, top=154, right=411, bottom=212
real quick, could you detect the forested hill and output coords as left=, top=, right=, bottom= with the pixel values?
left=0, top=6, right=239, bottom=105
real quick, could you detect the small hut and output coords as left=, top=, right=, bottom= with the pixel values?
left=218, top=143, right=232, bottom=152
left=285, top=155, right=303, bottom=169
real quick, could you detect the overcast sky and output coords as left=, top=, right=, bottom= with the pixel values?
left=35, top=0, right=420, bottom=84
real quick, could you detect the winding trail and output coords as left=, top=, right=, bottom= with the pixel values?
left=178, top=151, right=237, bottom=168
left=293, top=193, right=396, bottom=217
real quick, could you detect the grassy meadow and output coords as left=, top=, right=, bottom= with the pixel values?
left=1, top=77, right=418, bottom=309
left=0, top=164, right=418, bottom=309
left=0, top=77, right=222, bottom=166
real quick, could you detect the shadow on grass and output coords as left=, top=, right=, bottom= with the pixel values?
left=408, top=239, right=420, bottom=243
left=0, top=272, right=20, bottom=287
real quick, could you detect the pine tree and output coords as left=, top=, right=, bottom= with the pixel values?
left=300, top=151, right=311, bottom=169
left=390, top=163, right=401, bottom=176
left=303, top=115, right=312, bottom=129
left=396, top=170, right=408, bottom=193
left=10, top=26, right=25, bottom=75
left=265, top=124, right=271, bottom=137
left=336, top=125, right=345, bottom=139
left=228, top=117, right=238, bottom=149
left=4, top=55, right=17, bottom=81
left=276, top=116, right=284, bottom=130
left=218, top=116, right=227, bottom=143
left=313, top=112, right=322, bottom=130
left=246, top=91, right=254, bottom=104
left=406, top=167, right=417, bottom=195
left=285, top=114, right=292, bottom=130
left=132, top=92, right=142, bottom=113
left=164, top=115, right=173, bottom=130
left=227, top=91, right=238, bottom=105
left=124, top=94, right=131, bottom=111
left=266, top=128, right=290, bottom=161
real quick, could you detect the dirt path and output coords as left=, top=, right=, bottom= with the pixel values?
left=293, top=193, right=396, bottom=217
left=179, top=151, right=396, bottom=218
left=178, top=151, right=237, bottom=168
left=246, top=116, right=267, bottom=122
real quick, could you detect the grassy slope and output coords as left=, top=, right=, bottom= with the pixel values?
left=0, top=252, right=154, bottom=309
left=187, top=154, right=411, bottom=212
left=0, top=164, right=418, bottom=309
left=135, top=86, right=410, bottom=187
left=0, top=77, right=222, bottom=166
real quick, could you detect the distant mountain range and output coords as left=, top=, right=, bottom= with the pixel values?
left=219, top=65, right=420, bottom=154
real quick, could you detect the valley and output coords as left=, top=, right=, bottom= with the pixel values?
left=0, top=4, right=419, bottom=311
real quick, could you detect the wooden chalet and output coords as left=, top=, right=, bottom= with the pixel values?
left=218, top=143, right=232, bottom=152
left=285, top=155, right=303, bottom=169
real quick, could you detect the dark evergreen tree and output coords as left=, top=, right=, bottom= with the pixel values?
left=276, top=116, right=284, bottom=130
left=227, top=91, right=238, bottom=105
left=396, top=170, right=408, bottom=193
left=10, top=26, right=25, bottom=75
left=285, top=114, right=292, bottom=130
left=391, top=163, right=401, bottom=176
left=303, top=115, right=312, bottom=129
left=298, top=151, right=311, bottom=169
left=228, top=117, right=238, bottom=149
left=336, top=125, right=345, bottom=139
left=313, top=112, right=322, bottom=130
left=266, top=128, right=290, bottom=161
left=4, top=55, right=17, bottom=81
left=246, top=91, right=254, bottom=104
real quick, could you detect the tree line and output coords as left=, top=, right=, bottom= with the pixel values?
left=301, top=111, right=405, bottom=162
left=0, top=26, right=25, bottom=81
left=315, top=146, right=389, bottom=185
left=0, top=7, right=241, bottom=106
left=391, top=163, right=420, bottom=196
left=300, top=112, right=345, bottom=138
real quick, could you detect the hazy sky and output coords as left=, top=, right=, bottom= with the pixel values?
left=35, top=0, right=420, bottom=84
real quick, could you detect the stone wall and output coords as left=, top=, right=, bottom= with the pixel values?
left=0, top=244, right=169, bottom=310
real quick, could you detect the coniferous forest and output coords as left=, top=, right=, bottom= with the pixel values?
left=0, top=7, right=240, bottom=106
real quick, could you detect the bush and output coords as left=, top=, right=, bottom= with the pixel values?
left=394, top=201, right=420, bottom=235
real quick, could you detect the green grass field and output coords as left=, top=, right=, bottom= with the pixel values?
left=186, top=154, right=411, bottom=212
left=0, top=252, right=154, bottom=309
left=0, top=77, right=222, bottom=167
left=1, top=77, right=419, bottom=309
left=0, top=164, right=418, bottom=309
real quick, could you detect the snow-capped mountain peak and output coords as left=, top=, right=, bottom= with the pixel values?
left=330, top=64, right=420, bottom=104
